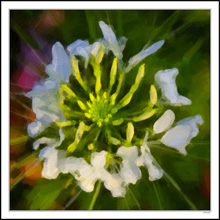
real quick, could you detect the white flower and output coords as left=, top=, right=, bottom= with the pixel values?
left=155, top=68, right=192, bottom=106
left=160, top=115, right=203, bottom=155
left=25, top=19, right=204, bottom=203
left=116, top=146, right=142, bottom=185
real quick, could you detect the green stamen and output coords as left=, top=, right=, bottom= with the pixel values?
left=67, top=122, right=91, bottom=153
left=112, top=118, right=124, bottom=126
left=72, top=57, right=88, bottom=91
left=91, top=57, right=102, bottom=94
left=116, top=64, right=145, bottom=110
left=110, top=71, right=125, bottom=105
left=59, top=84, right=77, bottom=105
left=131, top=108, right=157, bottom=122
left=126, top=122, right=134, bottom=143
left=108, top=58, right=117, bottom=94
left=94, top=43, right=105, bottom=64
left=149, top=84, right=157, bottom=106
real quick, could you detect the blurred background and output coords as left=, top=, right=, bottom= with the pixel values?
left=10, top=10, right=210, bottom=210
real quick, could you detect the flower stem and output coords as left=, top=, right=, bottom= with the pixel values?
left=88, top=180, right=102, bottom=210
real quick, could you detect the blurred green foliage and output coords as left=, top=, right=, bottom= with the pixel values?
left=10, top=10, right=210, bottom=210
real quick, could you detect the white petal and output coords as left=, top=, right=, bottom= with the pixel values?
left=147, top=163, right=164, bottom=181
left=177, top=95, right=193, bottom=105
left=67, top=39, right=91, bottom=67
left=58, top=157, right=88, bottom=174
left=99, top=21, right=124, bottom=59
left=26, top=79, right=65, bottom=134
left=153, top=109, right=175, bottom=134
left=117, top=146, right=139, bottom=161
left=119, top=160, right=142, bottom=185
left=67, top=39, right=89, bottom=57
left=99, top=21, right=118, bottom=44
left=91, top=151, right=107, bottom=169
left=117, top=146, right=141, bottom=185
left=137, top=146, right=163, bottom=181
left=26, top=79, right=57, bottom=98
left=155, top=68, right=191, bottom=106
left=45, top=42, right=71, bottom=82
left=27, top=121, right=47, bottom=137
left=37, top=137, right=67, bottom=183
left=58, top=127, right=65, bottom=144
left=33, top=127, right=65, bottom=150
left=161, top=115, right=203, bottom=155
left=78, top=175, right=97, bottom=193
left=77, top=165, right=97, bottom=193
left=161, top=125, right=190, bottom=155
left=33, top=137, right=56, bottom=150
left=75, top=46, right=90, bottom=67
left=118, top=36, right=127, bottom=52
left=39, top=147, right=65, bottom=179
left=32, top=88, right=65, bottom=124
left=102, top=172, right=126, bottom=197
left=90, top=42, right=102, bottom=57
left=177, top=115, right=203, bottom=128
left=58, top=156, right=96, bottom=192
left=125, top=40, right=164, bottom=73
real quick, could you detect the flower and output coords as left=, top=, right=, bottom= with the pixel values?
left=25, top=20, right=203, bottom=200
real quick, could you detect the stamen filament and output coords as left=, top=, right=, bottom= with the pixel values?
left=116, top=64, right=145, bottom=110
left=71, top=57, right=88, bottom=91
left=67, top=122, right=91, bottom=153
left=91, top=57, right=102, bottom=94
left=59, top=84, right=77, bottom=105
left=110, top=72, right=125, bottom=105
left=108, top=58, right=117, bottom=95
left=131, top=108, right=157, bottom=122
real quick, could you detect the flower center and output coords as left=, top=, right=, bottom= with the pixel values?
left=86, top=92, right=114, bottom=127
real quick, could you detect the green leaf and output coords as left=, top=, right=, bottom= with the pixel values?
left=26, top=178, right=67, bottom=210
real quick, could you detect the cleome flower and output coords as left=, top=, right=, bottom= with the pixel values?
left=26, top=21, right=203, bottom=199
